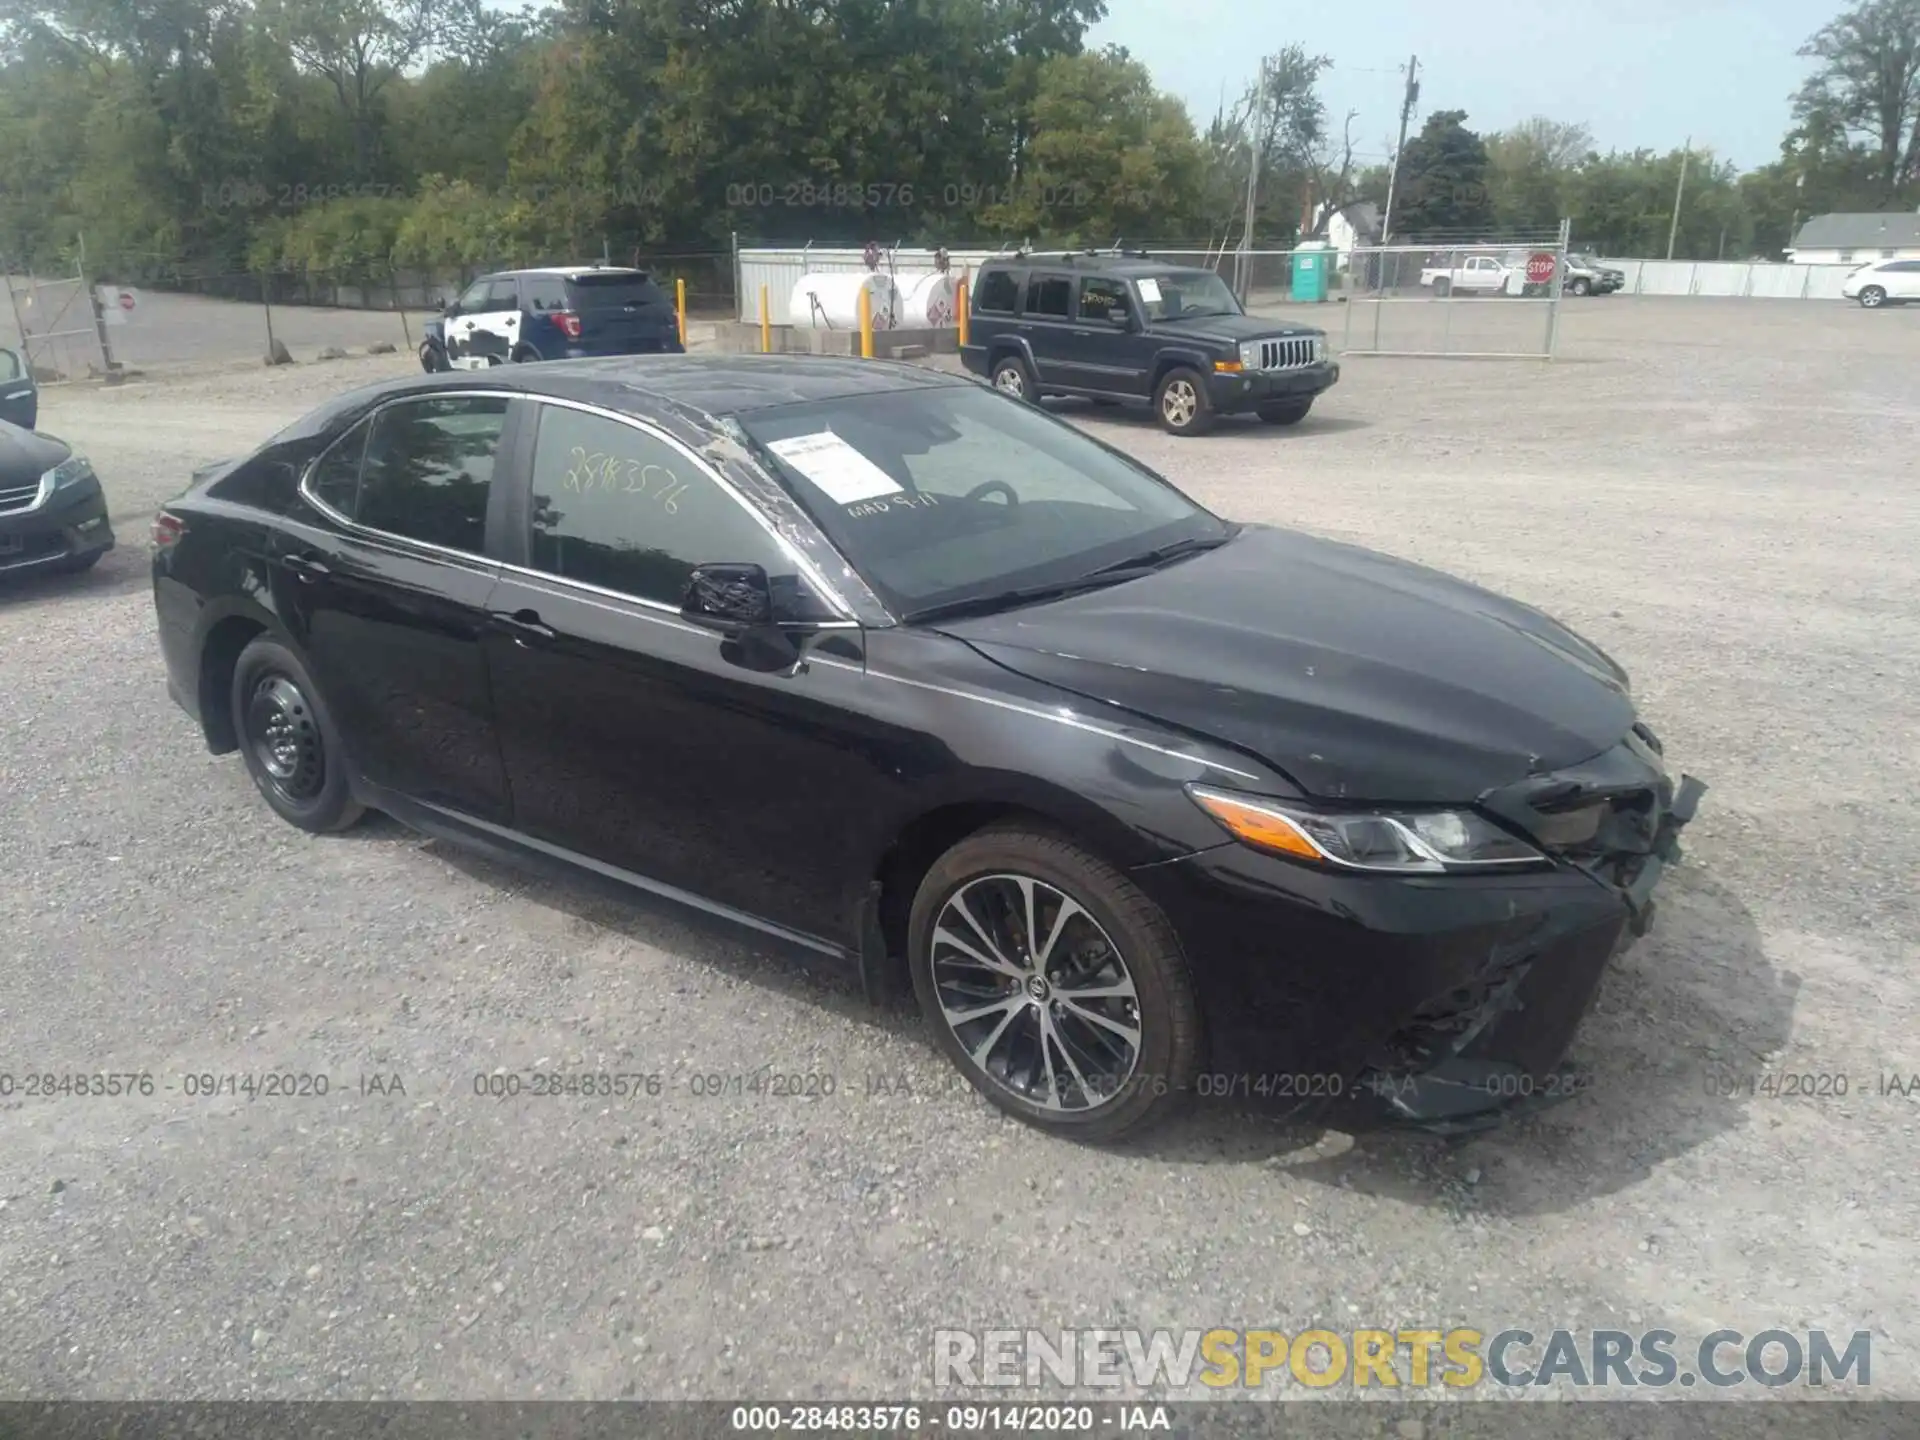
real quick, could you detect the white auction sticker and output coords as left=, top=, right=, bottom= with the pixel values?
left=1135, top=277, right=1162, bottom=303
left=766, top=431, right=904, bottom=505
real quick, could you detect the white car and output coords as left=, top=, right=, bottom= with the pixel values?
left=1840, top=258, right=1920, bottom=308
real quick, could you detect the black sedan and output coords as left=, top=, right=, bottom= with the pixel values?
left=151, top=356, right=1703, bottom=1141
left=0, top=418, right=115, bottom=577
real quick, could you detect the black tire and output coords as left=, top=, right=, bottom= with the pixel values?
left=990, top=354, right=1036, bottom=403
left=1153, top=366, right=1215, bottom=436
left=419, top=341, right=447, bottom=373
left=1432, top=277, right=1451, bottom=298
left=1568, top=277, right=1591, bottom=296
left=907, top=824, right=1201, bottom=1142
left=511, top=343, right=543, bottom=364
left=230, top=636, right=364, bottom=834
left=1859, top=286, right=1887, bottom=309
left=1257, top=397, right=1313, bottom=426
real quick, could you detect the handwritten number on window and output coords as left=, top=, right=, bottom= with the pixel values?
left=561, top=446, right=687, bottom=512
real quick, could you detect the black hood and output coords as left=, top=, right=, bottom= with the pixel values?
left=937, top=525, right=1636, bottom=804
left=0, top=420, right=69, bottom=486
left=1149, top=313, right=1322, bottom=345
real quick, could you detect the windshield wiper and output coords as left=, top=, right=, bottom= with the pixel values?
left=1089, top=532, right=1234, bottom=576
left=904, top=569, right=1157, bottom=625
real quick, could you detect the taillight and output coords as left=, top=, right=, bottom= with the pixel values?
left=553, top=311, right=583, bottom=339
left=151, top=511, right=185, bottom=549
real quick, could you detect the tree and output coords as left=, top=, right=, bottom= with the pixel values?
left=1484, top=118, right=1592, bottom=231
left=1795, top=0, right=1920, bottom=201
left=979, top=47, right=1207, bottom=244
left=1391, top=109, right=1495, bottom=236
left=260, top=0, right=440, bottom=183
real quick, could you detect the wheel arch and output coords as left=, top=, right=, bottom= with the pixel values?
left=863, top=781, right=1166, bottom=996
left=195, top=600, right=285, bottom=754
left=1149, top=349, right=1212, bottom=392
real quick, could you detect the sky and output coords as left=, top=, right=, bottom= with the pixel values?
left=1090, top=0, right=1829, bottom=172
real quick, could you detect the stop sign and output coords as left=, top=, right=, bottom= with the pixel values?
left=1525, top=253, right=1557, bottom=285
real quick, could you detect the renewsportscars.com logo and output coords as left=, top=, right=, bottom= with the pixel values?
left=932, top=1327, right=1873, bottom=1390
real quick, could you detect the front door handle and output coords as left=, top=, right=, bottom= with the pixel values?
left=490, top=608, right=556, bottom=642
left=282, top=553, right=330, bottom=581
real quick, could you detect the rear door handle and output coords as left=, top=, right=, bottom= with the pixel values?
left=282, top=553, right=330, bottom=581
left=490, top=608, right=556, bottom=642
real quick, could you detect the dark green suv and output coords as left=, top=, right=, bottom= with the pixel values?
left=959, top=250, right=1339, bottom=436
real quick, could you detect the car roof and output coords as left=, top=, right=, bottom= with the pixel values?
left=348, top=355, right=971, bottom=426
left=495, top=266, right=654, bottom=280
left=979, top=254, right=1217, bottom=278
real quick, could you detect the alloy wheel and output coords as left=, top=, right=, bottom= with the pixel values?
left=994, top=365, right=1026, bottom=397
left=1161, top=379, right=1198, bottom=429
left=245, top=673, right=326, bottom=803
left=1861, top=287, right=1886, bottom=308
left=928, top=873, right=1142, bottom=1113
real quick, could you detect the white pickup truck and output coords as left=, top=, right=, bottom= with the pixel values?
left=1419, top=253, right=1523, bottom=297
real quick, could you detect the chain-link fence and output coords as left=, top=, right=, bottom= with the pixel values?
left=5, top=251, right=738, bottom=374
left=1337, top=224, right=1573, bottom=360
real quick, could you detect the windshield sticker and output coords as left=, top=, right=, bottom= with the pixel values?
left=1135, top=277, right=1162, bottom=303
left=767, top=431, right=904, bottom=505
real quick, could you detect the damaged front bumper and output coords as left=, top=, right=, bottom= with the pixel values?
left=1133, top=730, right=1705, bottom=1136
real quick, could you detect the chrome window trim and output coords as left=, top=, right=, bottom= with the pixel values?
left=298, top=389, right=518, bottom=568
left=522, top=394, right=858, bottom=620
left=488, top=558, right=860, bottom=635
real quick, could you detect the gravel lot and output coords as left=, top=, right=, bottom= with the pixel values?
left=2, top=297, right=1916, bottom=1410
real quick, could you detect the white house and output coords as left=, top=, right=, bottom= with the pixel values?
left=1312, top=201, right=1383, bottom=271
left=1786, top=212, right=1920, bottom=265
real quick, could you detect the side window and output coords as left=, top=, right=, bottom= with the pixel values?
left=1077, top=278, right=1129, bottom=320
left=307, top=416, right=372, bottom=517
left=1838, top=250, right=1854, bottom=264
left=1023, top=274, right=1071, bottom=317
left=484, top=278, right=521, bottom=310
left=454, top=279, right=491, bottom=313
left=0, top=348, right=22, bottom=381
left=357, top=395, right=509, bottom=552
left=975, top=268, right=1021, bottom=313
left=525, top=277, right=568, bottom=311
left=526, top=404, right=782, bottom=607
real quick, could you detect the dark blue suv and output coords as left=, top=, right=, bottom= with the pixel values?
left=960, top=250, right=1338, bottom=436
left=420, top=265, right=684, bottom=372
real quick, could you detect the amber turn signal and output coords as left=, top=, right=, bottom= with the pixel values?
left=1188, top=789, right=1322, bottom=862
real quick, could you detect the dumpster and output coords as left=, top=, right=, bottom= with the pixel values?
left=1291, top=244, right=1331, bottom=302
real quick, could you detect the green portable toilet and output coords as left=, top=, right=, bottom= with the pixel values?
left=1291, top=243, right=1331, bottom=302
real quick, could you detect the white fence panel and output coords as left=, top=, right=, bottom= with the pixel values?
left=738, top=247, right=1002, bottom=325
left=1595, top=258, right=1858, bottom=301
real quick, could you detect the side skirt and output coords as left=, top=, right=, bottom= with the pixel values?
left=354, top=780, right=856, bottom=966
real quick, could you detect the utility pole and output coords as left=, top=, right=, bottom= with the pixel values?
left=1236, top=56, right=1267, bottom=301
left=1380, top=55, right=1419, bottom=243
left=1666, top=137, right=1691, bottom=261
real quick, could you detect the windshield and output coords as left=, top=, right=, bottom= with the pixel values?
left=1132, top=270, right=1243, bottom=322
left=737, top=385, right=1228, bottom=619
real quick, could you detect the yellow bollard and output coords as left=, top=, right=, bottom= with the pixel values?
left=759, top=284, right=771, bottom=354
left=858, top=283, right=874, bottom=359
left=956, top=276, right=969, bottom=347
left=676, top=277, right=686, bottom=348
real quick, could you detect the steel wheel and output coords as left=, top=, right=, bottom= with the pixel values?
left=929, top=872, right=1142, bottom=1113
left=1160, top=378, right=1199, bottom=429
left=244, top=673, right=325, bottom=803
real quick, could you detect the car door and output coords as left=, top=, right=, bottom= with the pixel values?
left=464, top=277, right=524, bottom=367
left=276, top=392, right=519, bottom=822
left=479, top=397, right=883, bottom=941
left=1018, top=271, right=1076, bottom=389
left=1060, top=276, right=1150, bottom=397
left=0, top=347, right=36, bottom=430
left=1889, top=260, right=1920, bottom=299
left=441, top=279, right=492, bottom=368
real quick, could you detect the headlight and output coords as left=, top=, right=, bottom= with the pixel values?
left=39, top=454, right=95, bottom=502
left=1188, top=786, right=1547, bottom=873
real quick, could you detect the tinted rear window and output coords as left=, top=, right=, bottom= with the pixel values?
left=566, top=274, right=667, bottom=308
